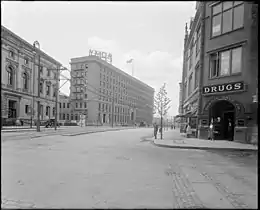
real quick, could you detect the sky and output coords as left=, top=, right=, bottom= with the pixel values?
left=1, top=1, right=196, bottom=116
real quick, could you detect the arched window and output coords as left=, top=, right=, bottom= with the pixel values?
left=7, top=66, right=14, bottom=86
left=22, top=72, right=29, bottom=90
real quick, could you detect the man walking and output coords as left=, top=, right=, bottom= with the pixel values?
left=154, top=123, right=159, bottom=139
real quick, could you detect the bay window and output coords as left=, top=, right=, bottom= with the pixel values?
left=209, top=46, right=242, bottom=78
left=212, top=1, right=244, bottom=37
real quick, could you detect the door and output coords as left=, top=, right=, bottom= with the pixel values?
left=8, top=100, right=17, bottom=118
left=223, top=111, right=235, bottom=139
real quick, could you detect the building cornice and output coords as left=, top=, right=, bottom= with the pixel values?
left=1, top=25, right=63, bottom=67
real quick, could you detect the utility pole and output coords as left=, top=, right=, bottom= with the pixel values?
left=54, top=67, right=59, bottom=131
left=111, top=86, right=115, bottom=128
left=33, top=41, right=41, bottom=132
left=31, top=51, right=36, bottom=128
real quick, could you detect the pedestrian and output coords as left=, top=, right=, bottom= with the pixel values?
left=227, top=118, right=233, bottom=141
left=186, top=123, right=192, bottom=138
left=154, top=123, right=159, bottom=139
left=208, top=118, right=215, bottom=141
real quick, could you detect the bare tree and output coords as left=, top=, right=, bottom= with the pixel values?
left=154, top=83, right=171, bottom=139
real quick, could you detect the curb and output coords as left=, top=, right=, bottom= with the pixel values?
left=151, top=140, right=258, bottom=152
left=61, top=127, right=136, bottom=136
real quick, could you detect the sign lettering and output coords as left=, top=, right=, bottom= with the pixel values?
left=89, top=49, right=112, bottom=64
left=202, top=81, right=244, bottom=95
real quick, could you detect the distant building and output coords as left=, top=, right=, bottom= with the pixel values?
left=69, top=55, right=154, bottom=126
left=58, top=93, right=71, bottom=123
left=1, top=25, right=62, bottom=125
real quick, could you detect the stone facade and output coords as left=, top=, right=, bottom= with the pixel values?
left=1, top=25, right=62, bottom=125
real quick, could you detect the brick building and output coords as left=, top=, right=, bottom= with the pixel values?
left=58, top=93, right=72, bottom=123
left=1, top=25, right=62, bottom=125
left=69, top=55, right=154, bottom=126
left=179, top=2, right=258, bottom=144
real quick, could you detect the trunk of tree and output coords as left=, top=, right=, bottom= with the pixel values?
left=160, top=114, right=163, bottom=139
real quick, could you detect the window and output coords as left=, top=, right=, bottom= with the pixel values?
left=212, top=2, right=244, bottom=37
left=47, top=68, right=51, bottom=76
left=22, top=72, right=29, bottom=90
left=67, top=114, right=70, bottom=120
left=220, top=50, right=230, bottom=76
left=24, top=57, right=29, bottom=65
left=85, top=94, right=88, bottom=99
left=25, top=105, right=29, bottom=114
left=7, top=66, right=14, bottom=86
left=71, top=114, right=74, bottom=120
left=84, top=102, right=87, bottom=108
left=67, top=103, right=70, bottom=108
left=40, top=81, right=43, bottom=93
left=209, top=46, right=242, bottom=78
left=76, top=103, right=78, bottom=108
left=53, top=107, right=55, bottom=116
left=196, top=26, right=201, bottom=56
left=63, top=113, right=66, bottom=120
left=53, top=85, right=56, bottom=97
left=46, top=85, right=51, bottom=96
left=231, top=47, right=242, bottom=74
left=9, top=50, right=15, bottom=58
left=63, top=103, right=66, bottom=108
left=39, top=66, right=43, bottom=74
left=46, top=106, right=50, bottom=116
left=194, top=65, right=199, bottom=89
left=60, top=103, right=61, bottom=108
left=80, top=103, right=82, bottom=108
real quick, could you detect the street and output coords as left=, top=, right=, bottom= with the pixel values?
left=1, top=128, right=257, bottom=208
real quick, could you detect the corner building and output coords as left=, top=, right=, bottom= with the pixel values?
left=197, top=1, right=258, bottom=143
left=69, top=56, right=154, bottom=126
left=1, top=25, right=62, bottom=125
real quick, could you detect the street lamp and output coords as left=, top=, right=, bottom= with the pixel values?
left=33, top=41, right=41, bottom=132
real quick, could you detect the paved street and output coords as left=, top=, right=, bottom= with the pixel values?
left=1, top=128, right=257, bottom=208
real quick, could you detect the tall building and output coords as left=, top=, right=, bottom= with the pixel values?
left=69, top=55, right=154, bottom=126
left=1, top=25, right=63, bottom=125
left=198, top=1, right=258, bottom=143
left=179, top=2, right=258, bottom=143
left=179, top=3, right=203, bottom=134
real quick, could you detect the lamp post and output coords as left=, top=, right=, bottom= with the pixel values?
left=30, top=50, right=36, bottom=128
left=33, top=41, right=41, bottom=132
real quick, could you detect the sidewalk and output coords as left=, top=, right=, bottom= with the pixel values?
left=1, top=125, right=138, bottom=141
left=148, top=129, right=258, bottom=151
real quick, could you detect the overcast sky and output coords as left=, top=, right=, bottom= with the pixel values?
left=2, top=1, right=196, bottom=116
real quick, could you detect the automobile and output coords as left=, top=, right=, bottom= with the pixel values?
left=139, top=122, right=146, bottom=127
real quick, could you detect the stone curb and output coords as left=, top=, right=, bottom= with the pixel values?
left=61, top=127, right=136, bottom=136
left=150, top=139, right=258, bottom=152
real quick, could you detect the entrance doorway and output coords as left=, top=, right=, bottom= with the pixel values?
left=8, top=100, right=17, bottom=118
left=209, top=100, right=235, bottom=140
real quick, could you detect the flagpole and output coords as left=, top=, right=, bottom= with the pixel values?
left=132, top=59, right=134, bottom=77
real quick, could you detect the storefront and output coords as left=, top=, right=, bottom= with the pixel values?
left=197, top=81, right=256, bottom=143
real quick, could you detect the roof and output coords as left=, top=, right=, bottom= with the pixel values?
left=1, top=25, right=63, bottom=67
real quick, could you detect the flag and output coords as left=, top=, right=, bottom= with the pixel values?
left=126, top=58, right=133, bottom=64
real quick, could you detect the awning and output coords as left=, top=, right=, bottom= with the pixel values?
left=176, top=108, right=198, bottom=118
